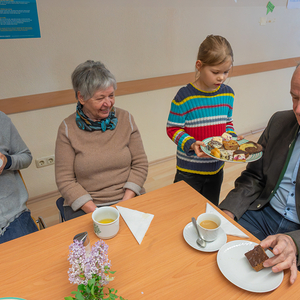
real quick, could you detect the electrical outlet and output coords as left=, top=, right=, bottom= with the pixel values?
left=46, top=155, right=55, bottom=165
left=35, top=155, right=55, bottom=168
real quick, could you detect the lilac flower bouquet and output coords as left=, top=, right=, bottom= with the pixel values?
left=65, top=240, right=126, bottom=300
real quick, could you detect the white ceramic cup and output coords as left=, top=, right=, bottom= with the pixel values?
left=196, top=213, right=221, bottom=242
left=92, top=206, right=120, bottom=239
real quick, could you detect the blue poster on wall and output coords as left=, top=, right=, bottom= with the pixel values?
left=0, top=0, right=40, bottom=39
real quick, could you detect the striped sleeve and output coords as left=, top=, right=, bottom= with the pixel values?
left=225, top=101, right=237, bottom=137
left=166, top=99, right=196, bottom=155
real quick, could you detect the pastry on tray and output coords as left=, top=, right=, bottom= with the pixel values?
left=233, top=150, right=249, bottom=162
left=221, top=149, right=235, bottom=160
left=207, top=140, right=223, bottom=150
left=210, top=148, right=221, bottom=158
left=223, top=140, right=239, bottom=150
left=206, top=134, right=262, bottom=162
left=239, top=141, right=263, bottom=154
left=221, top=132, right=232, bottom=141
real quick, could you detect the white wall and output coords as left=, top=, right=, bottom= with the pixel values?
left=1, top=0, right=299, bottom=198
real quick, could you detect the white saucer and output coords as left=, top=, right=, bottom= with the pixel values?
left=183, top=222, right=227, bottom=252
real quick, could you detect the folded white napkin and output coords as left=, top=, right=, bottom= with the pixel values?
left=206, top=203, right=249, bottom=238
left=116, top=206, right=154, bottom=244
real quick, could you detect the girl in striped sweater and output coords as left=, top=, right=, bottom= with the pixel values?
left=167, top=35, right=240, bottom=206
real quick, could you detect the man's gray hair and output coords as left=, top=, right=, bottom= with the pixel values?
left=72, top=60, right=117, bottom=101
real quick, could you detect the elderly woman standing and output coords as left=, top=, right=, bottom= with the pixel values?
left=55, top=60, right=148, bottom=220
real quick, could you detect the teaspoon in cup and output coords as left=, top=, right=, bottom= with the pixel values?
left=191, top=217, right=206, bottom=248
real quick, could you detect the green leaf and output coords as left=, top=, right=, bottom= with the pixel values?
left=89, top=277, right=96, bottom=285
left=85, top=285, right=91, bottom=294
left=77, top=284, right=86, bottom=292
left=90, top=284, right=96, bottom=296
left=64, top=297, right=74, bottom=300
left=74, top=291, right=85, bottom=300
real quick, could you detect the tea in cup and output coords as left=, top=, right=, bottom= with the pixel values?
left=92, top=206, right=119, bottom=239
left=196, top=213, right=221, bottom=242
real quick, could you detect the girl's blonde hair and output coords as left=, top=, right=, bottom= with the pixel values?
left=197, top=35, right=233, bottom=66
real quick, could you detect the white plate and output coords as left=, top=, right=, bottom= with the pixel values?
left=217, top=240, right=284, bottom=293
left=183, top=222, right=227, bottom=252
left=201, top=137, right=262, bottom=163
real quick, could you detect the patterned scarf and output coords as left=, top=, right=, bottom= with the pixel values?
left=75, top=102, right=118, bottom=132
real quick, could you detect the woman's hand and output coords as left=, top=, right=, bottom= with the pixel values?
left=260, top=234, right=298, bottom=284
left=81, top=200, right=97, bottom=214
left=121, top=189, right=136, bottom=202
left=237, top=135, right=244, bottom=141
left=0, top=152, right=7, bottom=175
left=190, top=141, right=210, bottom=158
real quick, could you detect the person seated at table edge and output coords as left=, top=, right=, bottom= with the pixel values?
left=55, top=60, right=148, bottom=220
left=219, top=63, right=300, bottom=285
left=0, top=111, right=38, bottom=243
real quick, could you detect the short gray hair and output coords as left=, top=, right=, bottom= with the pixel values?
left=71, top=60, right=117, bottom=101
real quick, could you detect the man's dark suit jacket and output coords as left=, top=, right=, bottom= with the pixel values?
left=219, top=110, right=300, bottom=261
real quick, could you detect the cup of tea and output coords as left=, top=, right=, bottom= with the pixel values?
left=92, top=206, right=120, bottom=239
left=196, top=213, right=221, bottom=242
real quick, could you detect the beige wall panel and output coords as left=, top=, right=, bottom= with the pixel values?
left=9, top=67, right=294, bottom=198
left=2, top=0, right=300, bottom=198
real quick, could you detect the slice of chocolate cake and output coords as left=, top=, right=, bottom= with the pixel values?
left=233, top=149, right=249, bottom=161
left=245, top=245, right=269, bottom=272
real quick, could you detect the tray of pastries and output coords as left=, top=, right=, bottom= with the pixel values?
left=201, top=133, right=263, bottom=163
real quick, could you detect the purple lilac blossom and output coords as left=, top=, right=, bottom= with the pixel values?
left=67, top=239, right=113, bottom=286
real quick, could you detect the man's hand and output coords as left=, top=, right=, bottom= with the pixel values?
left=222, top=209, right=235, bottom=219
left=190, top=141, right=210, bottom=158
left=260, top=234, right=298, bottom=284
left=0, top=152, right=7, bottom=175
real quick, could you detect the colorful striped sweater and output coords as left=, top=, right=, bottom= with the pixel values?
left=166, top=83, right=237, bottom=175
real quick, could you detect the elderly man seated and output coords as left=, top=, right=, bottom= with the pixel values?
left=219, top=64, right=300, bottom=284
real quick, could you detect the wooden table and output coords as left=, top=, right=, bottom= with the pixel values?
left=0, top=181, right=298, bottom=299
